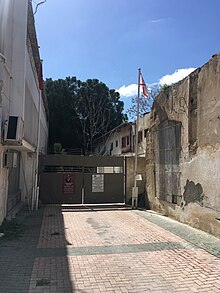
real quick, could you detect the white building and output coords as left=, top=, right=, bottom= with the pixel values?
left=94, top=113, right=151, bottom=157
left=0, top=0, right=48, bottom=224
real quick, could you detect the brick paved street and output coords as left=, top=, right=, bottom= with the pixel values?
left=1, top=205, right=220, bottom=292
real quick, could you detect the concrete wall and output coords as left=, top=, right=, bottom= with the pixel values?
left=19, top=151, right=35, bottom=202
left=0, top=0, right=48, bottom=224
left=137, top=113, right=151, bottom=156
left=146, top=54, right=220, bottom=236
left=5, top=0, right=28, bottom=119
left=126, top=157, right=146, bottom=204
left=197, top=55, right=220, bottom=147
left=0, top=146, right=8, bottom=222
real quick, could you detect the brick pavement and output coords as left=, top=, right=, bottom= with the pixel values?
left=0, top=208, right=44, bottom=293
left=1, top=205, right=220, bottom=292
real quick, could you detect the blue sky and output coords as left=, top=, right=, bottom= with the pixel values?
left=34, top=0, right=220, bottom=110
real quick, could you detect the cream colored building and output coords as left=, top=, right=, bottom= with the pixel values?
left=94, top=113, right=151, bottom=157
left=0, top=0, right=48, bottom=224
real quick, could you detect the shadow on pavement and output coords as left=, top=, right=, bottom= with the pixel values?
left=0, top=205, right=76, bottom=293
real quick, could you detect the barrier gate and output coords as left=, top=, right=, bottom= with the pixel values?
left=39, top=155, right=125, bottom=204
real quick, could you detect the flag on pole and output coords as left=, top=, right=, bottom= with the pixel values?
left=139, top=72, right=148, bottom=98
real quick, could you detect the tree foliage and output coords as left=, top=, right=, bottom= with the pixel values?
left=45, top=77, right=80, bottom=150
left=45, top=77, right=127, bottom=153
left=53, top=143, right=62, bottom=154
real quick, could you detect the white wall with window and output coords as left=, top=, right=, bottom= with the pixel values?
left=0, top=0, right=48, bottom=224
left=94, top=114, right=151, bottom=158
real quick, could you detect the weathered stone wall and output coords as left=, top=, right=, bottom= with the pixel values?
left=197, top=54, right=220, bottom=147
left=146, top=54, right=220, bottom=237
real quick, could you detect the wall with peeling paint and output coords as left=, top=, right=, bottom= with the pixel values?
left=146, top=53, right=220, bottom=237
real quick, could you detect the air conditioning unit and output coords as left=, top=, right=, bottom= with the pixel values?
left=4, top=116, right=24, bottom=145
left=3, top=152, right=18, bottom=168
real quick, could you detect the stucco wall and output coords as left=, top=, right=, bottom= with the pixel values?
left=0, top=59, right=8, bottom=223
left=137, top=113, right=151, bottom=156
left=126, top=157, right=146, bottom=204
left=0, top=0, right=48, bottom=224
left=19, top=152, right=35, bottom=203
left=146, top=54, right=220, bottom=236
left=197, top=55, right=220, bottom=147
left=94, top=114, right=151, bottom=157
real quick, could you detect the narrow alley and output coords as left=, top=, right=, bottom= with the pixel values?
left=1, top=205, right=220, bottom=293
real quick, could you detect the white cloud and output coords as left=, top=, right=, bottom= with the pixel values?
left=117, top=67, right=197, bottom=98
left=116, top=84, right=137, bottom=97
left=159, top=68, right=196, bottom=85
left=149, top=18, right=165, bottom=23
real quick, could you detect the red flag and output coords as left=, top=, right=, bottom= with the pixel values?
left=140, top=73, right=148, bottom=98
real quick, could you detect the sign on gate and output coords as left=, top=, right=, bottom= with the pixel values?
left=62, top=173, right=76, bottom=194
left=40, top=155, right=125, bottom=204
left=92, top=174, right=104, bottom=192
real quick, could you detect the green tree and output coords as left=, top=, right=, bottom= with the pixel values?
left=45, top=77, right=127, bottom=153
left=45, top=77, right=81, bottom=151
left=75, top=79, right=127, bottom=152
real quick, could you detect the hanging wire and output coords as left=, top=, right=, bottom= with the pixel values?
left=33, top=0, right=47, bottom=15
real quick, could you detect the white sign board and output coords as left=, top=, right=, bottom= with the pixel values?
left=92, top=174, right=104, bottom=192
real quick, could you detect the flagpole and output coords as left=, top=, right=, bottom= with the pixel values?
left=132, top=68, right=141, bottom=208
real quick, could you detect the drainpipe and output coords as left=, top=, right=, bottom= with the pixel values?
left=34, top=91, right=41, bottom=210
left=32, top=91, right=41, bottom=210
left=33, top=68, right=42, bottom=211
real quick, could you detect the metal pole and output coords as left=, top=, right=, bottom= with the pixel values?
left=132, top=68, right=141, bottom=208
left=34, top=73, right=42, bottom=211
left=82, top=163, right=85, bottom=206
left=35, top=92, right=41, bottom=210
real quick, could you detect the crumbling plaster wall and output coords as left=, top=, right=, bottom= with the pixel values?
left=180, top=148, right=220, bottom=236
left=197, top=54, right=220, bottom=146
left=180, top=55, right=220, bottom=235
left=146, top=54, right=220, bottom=236
left=146, top=76, right=190, bottom=208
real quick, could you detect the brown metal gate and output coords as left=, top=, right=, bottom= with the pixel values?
left=39, top=155, right=125, bottom=204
